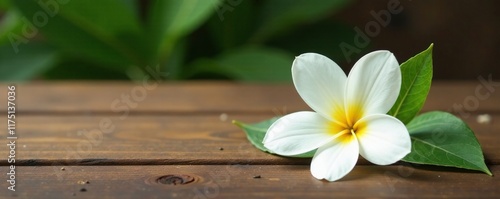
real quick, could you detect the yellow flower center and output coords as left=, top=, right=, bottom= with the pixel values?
left=328, top=103, right=364, bottom=144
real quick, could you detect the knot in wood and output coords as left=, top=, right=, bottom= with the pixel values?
left=157, top=175, right=195, bottom=185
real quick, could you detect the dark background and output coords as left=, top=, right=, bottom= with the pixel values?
left=0, top=0, right=498, bottom=81
left=334, top=0, right=500, bottom=80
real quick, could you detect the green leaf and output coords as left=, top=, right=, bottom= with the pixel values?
left=233, top=118, right=315, bottom=158
left=161, top=38, right=187, bottom=80
left=233, top=118, right=277, bottom=154
left=268, top=19, right=355, bottom=66
left=0, top=0, right=10, bottom=9
left=0, top=9, right=23, bottom=46
left=43, top=56, right=129, bottom=80
left=389, top=44, right=433, bottom=124
left=402, top=111, right=492, bottom=175
left=207, top=0, right=255, bottom=51
left=189, top=47, right=294, bottom=82
left=0, top=42, right=57, bottom=81
left=12, top=0, right=145, bottom=70
left=251, top=0, right=351, bottom=43
left=119, top=0, right=139, bottom=16
left=148, top=0, right=221, bottom=60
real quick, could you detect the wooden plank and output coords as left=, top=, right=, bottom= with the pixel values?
left=1, top=114, right=307, bottom=166
left=0, top=82, right=306, bottom=114
left=0, top=81, right=499, bottom=113
left=1, top=113, right=498, bottom=166
left=1, top=165, right=498, bottom=198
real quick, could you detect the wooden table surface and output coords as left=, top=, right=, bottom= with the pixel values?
left=1, top=81, right=499, bottom=198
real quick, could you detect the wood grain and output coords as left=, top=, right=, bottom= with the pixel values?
left=0, top=113, right=498, bottom=166
left=0, top=81, right=497, bottom=198
left=1, top=165, right=498, bottom=198
left=0, top=81, right=498, bottom=114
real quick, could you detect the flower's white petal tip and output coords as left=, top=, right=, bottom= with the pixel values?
left=369, top=50, right=392, bottom=55
left=357, top=114, right=411, bottom=165
left=310, top=137, right=359, bottom=182
left=362, top=50, right=395, bottom=61
left=263, top=111, right=335, bottom=156
left=311, top=169, right=351, bottom=182
left=346, top=49, right=401, bottom=115
left=291, top=53, right=347, bottom=121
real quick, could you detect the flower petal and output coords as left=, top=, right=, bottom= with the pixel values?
left=292, top=53, right=347, bottom=121
left=263, top=111, right=337, bottom=156
left=355, top=114, right=411, bottom=165
left=345, top=51, right=401, bottom=118
left=310, top=134, right=359, bottom=181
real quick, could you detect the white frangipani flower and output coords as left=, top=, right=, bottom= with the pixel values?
left=263, top=51, right=411, bottom=181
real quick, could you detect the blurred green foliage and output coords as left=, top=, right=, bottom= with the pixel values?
left=0, top=0, right=353, bottom=82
